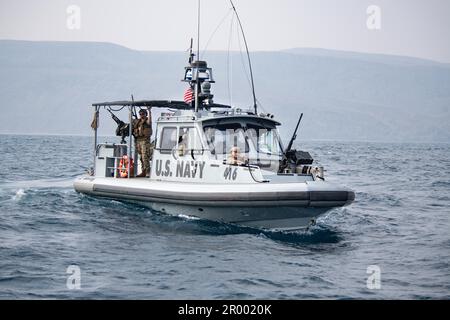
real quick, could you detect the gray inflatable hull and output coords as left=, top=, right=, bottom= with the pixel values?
left=74, top=176, right=355, bottom=231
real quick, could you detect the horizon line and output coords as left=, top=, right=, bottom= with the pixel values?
left=0, top=132, right=449, bottom=145
left=1, top=38, right=449, bottom=65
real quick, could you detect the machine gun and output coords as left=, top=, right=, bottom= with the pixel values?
left=107, top=109, right=129, bottom=144
left=285, top=113, right=303, bottom=155
left=278, top=113, right=313, bottom=173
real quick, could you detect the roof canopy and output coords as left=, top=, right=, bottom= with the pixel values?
left=202, top=115, right=281, bottom=126
left=92, top=100, right=231, bottom=110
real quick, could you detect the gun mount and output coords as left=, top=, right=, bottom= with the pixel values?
left=107, top=109, right=130, bottom=144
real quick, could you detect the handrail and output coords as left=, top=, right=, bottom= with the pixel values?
left=157, top=115, right=196, bottom=122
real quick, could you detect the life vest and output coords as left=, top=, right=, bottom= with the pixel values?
left=133, top=118, right=152, bottom=139
left=118, top=155, right=134, bottom=178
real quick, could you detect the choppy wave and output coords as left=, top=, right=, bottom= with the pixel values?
left=0, top=135, right=449, bottom=299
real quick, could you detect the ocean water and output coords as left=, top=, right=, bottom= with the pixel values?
left=0, top=134, right=449, bottom=299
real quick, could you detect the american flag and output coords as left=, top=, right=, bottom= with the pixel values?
left=183, top=87, right=194, bottom=104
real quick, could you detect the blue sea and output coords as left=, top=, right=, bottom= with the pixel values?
left=0, top=135, right=449, bottom=299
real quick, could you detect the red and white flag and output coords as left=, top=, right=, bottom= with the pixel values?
left=183, top=87, right=194, bottom=104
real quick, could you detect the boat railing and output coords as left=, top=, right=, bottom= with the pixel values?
left=106, top=157, right=123, bottom=178
left=157, top=114, right=196, bottom=122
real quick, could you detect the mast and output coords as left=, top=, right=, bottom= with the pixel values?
left=182, top=0, right=215, bottom=111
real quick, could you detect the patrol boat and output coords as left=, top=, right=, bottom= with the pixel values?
left=73, top=6, right=355, bottom=231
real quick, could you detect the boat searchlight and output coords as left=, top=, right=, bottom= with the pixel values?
left=183, top=60, right=215, bottom=83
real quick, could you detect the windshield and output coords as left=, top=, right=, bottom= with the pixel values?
left=246, top=124, right=283, bottom=156
left=203, top=121, right=283, bottom=172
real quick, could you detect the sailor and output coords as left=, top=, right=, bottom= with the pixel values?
left=227, top=146, right=246, bottom=165
left=133, top=108, right=153, bottom=177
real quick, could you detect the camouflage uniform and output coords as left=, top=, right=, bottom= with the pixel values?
left=133, top=114, right=153, bottom=175
left=135, top=138, right=153, bottom=173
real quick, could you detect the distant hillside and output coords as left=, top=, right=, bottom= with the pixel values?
left=1, top=40, right=449, bottom=142
left=282, top=48, right=446, bottom=67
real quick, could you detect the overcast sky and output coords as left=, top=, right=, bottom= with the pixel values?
left=1, top=0, right=449, bottom=62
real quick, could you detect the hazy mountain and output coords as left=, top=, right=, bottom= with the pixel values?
left=1, top=40, right=449, bottom=142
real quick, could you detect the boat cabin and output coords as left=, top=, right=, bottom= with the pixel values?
left=90, top=101, right=320, bottom=184
left=90, top=57, right=320, bottom=184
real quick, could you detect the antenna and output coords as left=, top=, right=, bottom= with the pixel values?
left=230, top=0, right=257, bottom=115
left=197, top=0, right=200, bottom=59
left=195, top=0, right=201, bottom=112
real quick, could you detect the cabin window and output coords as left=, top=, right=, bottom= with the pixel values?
left=178, top=127, right=202, bottom=156
left=203, top=123, right=249, bottom=157
left=159, top=127, right=177, bottom=153
left=246, top=125, right=282, bottom=156
left=246, top=125, right=282, bottom=169
left=203, top=121, right=283, bottom=171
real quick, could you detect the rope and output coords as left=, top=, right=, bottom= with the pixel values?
left=108, top=106, right=126, bottom=112
left=246, top=162, right=268, bottom=183
left=200, top=8, right=233, bottom=60
left=235, top=15, right=254, bottom=110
